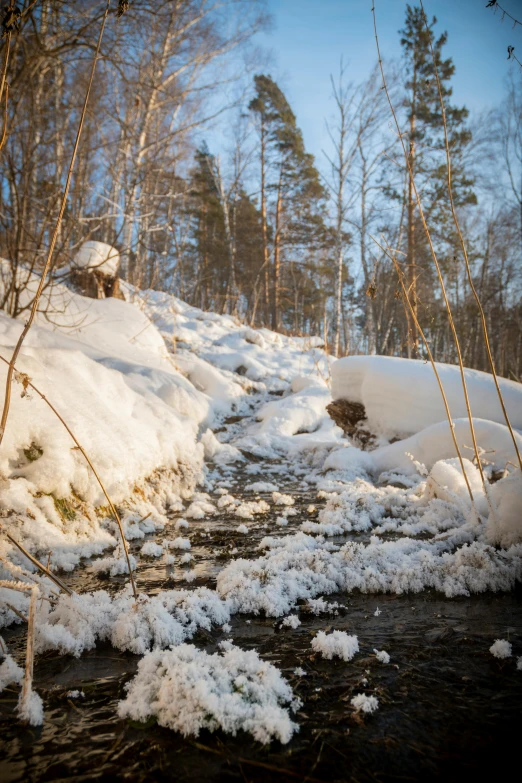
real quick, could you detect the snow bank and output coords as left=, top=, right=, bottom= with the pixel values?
left=118, top=643, right=300, bottom=744
left=331, top=355, right=522, bottom=439
left=126, top=286, right=331, bottom=425
left=0, top=274, right=211, bottom=569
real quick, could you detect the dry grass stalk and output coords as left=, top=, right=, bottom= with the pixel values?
left=4, top=601, right=27, bottom=622
left=0, top=0, right=111, bottom=447
left=18, top=584, right=38, bottom=722
left=0, top=354, right=137, bottom=599
left=371, top=2, right=488, bottom=493
left=0, top=526, right=73, bottom=595
left=419, top=0, right=522, bottom=473
left=0, top=553, right=59, bottom=597
left=0, top=28, right=11, bottom=113
left=372, top=234, right=477, bottom=510
left=0, top=579, right=35, bottom=592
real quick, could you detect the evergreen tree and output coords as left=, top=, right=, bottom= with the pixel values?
left=399, top=5, right=475, bottom=353
left=249, top=75, right=327, bottom=329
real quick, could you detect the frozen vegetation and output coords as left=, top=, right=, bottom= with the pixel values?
left=1, top=257, right=521, bottom=735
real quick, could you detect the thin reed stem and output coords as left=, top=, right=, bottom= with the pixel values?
left=0, top=527, right=73, bottom=595
left=372, top=234, right=477, bottom=510
left=419, top=0, right=522, bottom=472
left=18, top=585, right=38, bottom=723
left=371, top=2, right=489, bottom=493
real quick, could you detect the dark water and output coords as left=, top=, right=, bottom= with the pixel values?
left=1, top=458, right=521, bottom=782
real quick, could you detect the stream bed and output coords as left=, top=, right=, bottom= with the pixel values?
left=1, top=412, right=521, bottom=782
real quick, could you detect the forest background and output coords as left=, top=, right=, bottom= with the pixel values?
left=0, top=0, right=520, bottom=376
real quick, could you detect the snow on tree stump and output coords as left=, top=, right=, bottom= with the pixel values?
left=69, top=241, right=124, bottom=300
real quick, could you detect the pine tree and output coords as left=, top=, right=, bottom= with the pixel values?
left=399, top=5, right=475, bottom=353
left=249, top=75, right=326, bottom=329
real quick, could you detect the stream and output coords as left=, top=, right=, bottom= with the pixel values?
left=1, top=401, right=521, bottom=782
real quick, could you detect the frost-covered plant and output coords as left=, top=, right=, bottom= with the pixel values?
left=118, top=643, right=300, bottom=744
left=351, top=693, right=379, bottom=714
left=489, top=639, right=512, bottom=659
left=312, top=630, right=359, bottom=661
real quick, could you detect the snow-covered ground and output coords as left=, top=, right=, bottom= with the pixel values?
left=1, top=256, right=521, bottom=736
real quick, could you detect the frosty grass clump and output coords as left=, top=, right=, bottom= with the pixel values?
left=311, top=630, right=359, bottom=661
left=118, top=643, right=300, bottom=744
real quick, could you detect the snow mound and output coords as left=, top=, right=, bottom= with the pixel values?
left=118, top=643, right=300, bottom=744
left=73, top=241, right=120, bottom=277
left=0, top=653, right=23, bottom=692
left=331, top=355, right=522, bottom=439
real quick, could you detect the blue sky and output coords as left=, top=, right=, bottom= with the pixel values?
left=255, top=0, right=521, bottom=163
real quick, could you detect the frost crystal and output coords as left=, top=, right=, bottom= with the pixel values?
left=489, top=639, right=512, bottom=659
left=281, top=615, right=301, bottom=629
left=350, top=693, right=379, bottom=714
left=312, top=631, right=359, bottom=661
left=118, top=643, right=300, bottom=744
left=373, top=649, right=390, bottom=664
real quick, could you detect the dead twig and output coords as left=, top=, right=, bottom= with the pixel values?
left=0, top=527, right=73, bottom=595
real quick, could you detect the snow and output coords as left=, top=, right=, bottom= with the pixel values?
left=488, top=471, right=522, bottom=548
left=489, top=639, right=512, bottom=659
left=332, top=355, right=522, bottom=439
left=66, top=690, right=85, bottom=698
left=73, top=241, right=120, bottom=277
left=118, top=643, right=300, bottom=744
left=311, top=631, right=359, bottom=661
left=170, top=537, right=191, bottom=551
left=272, top=492, right=295, bottom=506
left=325, top=418, right=522, bottom=479
left=141, top=542, right=163, bottom=557
left=2, top=264, right=522, bottom=740
left=350, top=694, right=379, bottom=714
left=517, top=657, right=522, bottom=671
left=245, top=482, right=279, bottom=492
left=235, top=500, right=270, bottom=518
left=0, top=274, right=207, bottom=572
